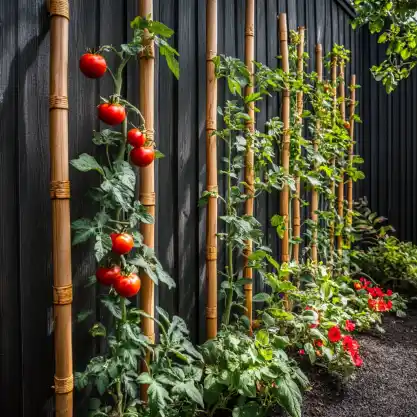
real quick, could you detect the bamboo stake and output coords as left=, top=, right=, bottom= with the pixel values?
left=206, top=0, right=218, bottom=339
left=279, top=14, right=290, bottom=272
left=311, top=44, right=323, bottom=262
left=329, top=55, right=337, bottom=265
left=139, top=0, right=155, bottom=400
left=244, top=0, right=255, bottom=330
left=48, top=1, right=73, bottom=415
left=347, top=74, right=356, bottom=227
left=337, top=61, right=346, bottom=255
left=293, top=26, right=305, bottom=264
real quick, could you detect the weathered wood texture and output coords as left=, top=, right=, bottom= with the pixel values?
left=2, top=1, right=414, bottom=415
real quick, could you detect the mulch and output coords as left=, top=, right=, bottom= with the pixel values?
left=300, top=309, right=417, bottom=417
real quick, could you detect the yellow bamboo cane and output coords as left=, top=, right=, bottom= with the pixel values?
left=48, top=0, right=73, bottom=415
left=139, top=0, right=155, bottom=401
left=311, top=44, right=323, bottom=262
left=244, top=0, right=255, bottom=331
left=337, top=60, right=346, bottom=255
left=293, top=26, right=305, bottom=264
left=206, top=0, right=218, bottom=339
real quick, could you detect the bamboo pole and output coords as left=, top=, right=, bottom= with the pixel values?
left=337, top=60, right=346, bottom=255
left=347, top=74, right=356, bottom=226
left=48, top=1, right=73, bottom=415
left=311, top=44, right=323, bottom=262
left=279, top=14, right=290, bottom=271
left=206, top=0, right=218, bottom=339
left=139, top=0, right=155, bottom=400
left=329, top=55, right=337, bottom=265
left=244, top=0, right=255, bottom=330
left=293, top=26, right=305, bottom=264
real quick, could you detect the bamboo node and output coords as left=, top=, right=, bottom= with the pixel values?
left=206, top=307, right=217, bottom=319
left=53, top=375, right=73, bottom=394
left=53, top=284, right=73, bottom=305
left=140, top=192, right=156, bottom=206
left=50, top=180, right=70, bottom=199
left=280, top=32, right=288, bottom=41
left=206, top=119, right=216, bottom=131
left=245, top=24, right=255, bottom=37
left=145, top=129, right=155, bottom=142
left=315, top=44, right=322, bottom=52
left=206, top=246, right=217, bottom=261
left=244, top=283, right=253, bottom=291
left=207, top=49, right=217, bottom=60
left=49, top=95, right=69, bottom=110
left=49, top=0, right=69, bottom=19
left=283, top=90, right=290, bottom=98
left=206, top=185, right=218, bottom=192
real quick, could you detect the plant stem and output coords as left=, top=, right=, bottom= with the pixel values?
left=116, top=296, right=127, bottom=416
left=222, top=133, right=234, bottom=325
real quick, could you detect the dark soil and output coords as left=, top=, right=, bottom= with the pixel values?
left=301, top=309, right=417, bottom=417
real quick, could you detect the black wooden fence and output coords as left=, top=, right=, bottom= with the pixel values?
left=1, top=0, right=415, bottom=415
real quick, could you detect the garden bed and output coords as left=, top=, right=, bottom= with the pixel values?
left=300, top=309, right=417, bottom=417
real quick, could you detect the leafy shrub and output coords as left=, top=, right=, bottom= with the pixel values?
left=354, top=236, right=417, bottom=292
left=201, top=324, right=309, bottom=417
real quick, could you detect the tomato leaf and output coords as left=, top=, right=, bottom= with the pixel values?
left=71, top=153, right=104, bottom=176
left=72, top=218, right=97, bottom=245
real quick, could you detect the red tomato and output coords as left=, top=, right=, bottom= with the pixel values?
left=96, top=265, right=121, bottom=286
left=127, top=129, right=146, bottom=148
left=114, top=273, right=141, bottom=297
left=98, top=103, right=126, bottom=125
left=111, top=233, right=134, bottom=255
left=130, top=147, right=155, bottom=167
left=79, top=53, right=107, bottom=79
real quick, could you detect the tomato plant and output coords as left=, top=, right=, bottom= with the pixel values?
left=72, top=15, right=205, bottom=417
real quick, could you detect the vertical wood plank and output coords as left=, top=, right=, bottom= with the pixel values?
left=0, top=0, right=22, bottom=415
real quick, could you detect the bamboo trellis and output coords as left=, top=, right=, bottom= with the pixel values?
left=347, top=74, right=356, bottom=226
left=337, top=61, right=346, bottom=255
left=244, top=0, right=255, bottom=329
left=206, top=0, right=218, bottom=339
left=293, top=26, right=305, bottom=264
left=311, top=44, right=323, bottom=263
left=139, top=0, right=155, bottom=399
left=279, top=14, right=290, bottom=272
left=48, top=0, right=73, bottom=415
left=329, top=55, right=337, bottom=264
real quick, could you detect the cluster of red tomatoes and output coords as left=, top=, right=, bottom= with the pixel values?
left=79, top=53, right=155, bottom=167
left=96, top=233, right=141, bottom=298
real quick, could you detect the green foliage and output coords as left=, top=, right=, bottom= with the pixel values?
left=352, top=0, right=417, bottom=91
left=201, top=324, right=308, bottom=417
left=354, top=236, right=417, bottom=291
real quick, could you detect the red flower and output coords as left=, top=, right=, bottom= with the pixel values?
left=368, top=299, right=376, bottom=310
left=328, top=326, right=342, bottom=343
left=345, top=320, right=356, bottom=332
left=351, top=352, right=363, bottom=367
left=386, top=289, right=393, bottom=296
left=314, top=339, right=323, bottom=347
left=299, top=349, right=305, bottom=356
left=342, top=335, right=360, bottom=353
left=387, top=300, right=393, bottom=310
left=354, top=282, right=362, bottom=290
left=342, top=335, right=354, bottom=351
